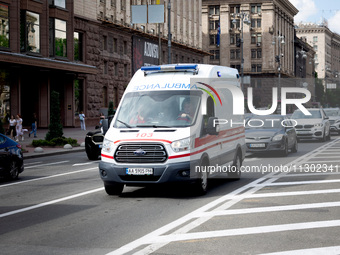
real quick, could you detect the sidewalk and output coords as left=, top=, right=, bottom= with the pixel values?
left=18, top=126, right=97, bottom=159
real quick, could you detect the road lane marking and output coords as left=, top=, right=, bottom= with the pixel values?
left=0, top=167, right=98, bottom=188
left=0, top=187, right=104, bottom=218
left=25, top=161, right=70, bottom=169
left=108, top=138, right=340, bottom=255
left=24, top=161, right=43, bottom=165
left=73, top=161, right=100, bottom=166
left=197, top=201, right=340, bottom=218
left=260, top=245, right=340, bottom=255
left=255, top=179, right=340, bottom=186
left=149, top=220, right=340, bottom=244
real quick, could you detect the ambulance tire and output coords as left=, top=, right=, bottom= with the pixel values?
left=193, top=159, right=209, bottom=195
left=105, top=183, right=124, bottom=196
left=228, top=152, right=242, bottom=180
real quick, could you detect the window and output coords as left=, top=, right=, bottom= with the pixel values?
left=230, top=34, right=240, bottom=45
left=251, top=64, right=262, bottom=72
left=103, top=35, right=107, bottom=50
left=75, top=79, right=84, bottom=115
left=123, top=41, right=127, bottom=54
left=251, top=49, right=256, bottom=59
left=209, top=20, right=219, bottom=30
left=74, top=32, right=83, bottom=61
left=210, top=50, right=214, bottom=60
left=251, top=4, right=261, bottom=13
left=209, top=6, right=220, bottom=15
left=121, top=0, right=126, bottom=10
left=251, top=33, right=261, bottom=44
left=49, top=18, right=67, bottom=57
left=114, top=62, right=118, bottom=76
left=113, top=38, right=118, bottom=52
left=257, top=19, right=261, bottom=28
left=210, top=35, right=218, bottom=45
left=124, top=64, right=128, bottom=77
left=257, top=48, right=262, bottom=58
left=230, top=50, right=235, bottom=59
left=231, top=19, right=240, bottom=28
left=313, top=45, right=318, bottom=51
left=235, top=49, right=240, bottom=59
left=20, top=11, right=40, bottom=53
left=230, top=5, right=240, bottom=14
left=251, top=48, right=262, bottom=59
left=0, top=4, right=9, bottom=48
left=313, top=36, right=318, bottom=42
left=49, top=0, right=66, bottom=9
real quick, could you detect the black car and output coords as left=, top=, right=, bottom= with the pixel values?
left=85, top=115, right=113, bottom=160
left=0, top=133, right=24, bottom=179
left=245, top=115, right=298, bottom=156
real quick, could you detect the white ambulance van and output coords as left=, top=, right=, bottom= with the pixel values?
left=99, top=64, right=245, bottom=195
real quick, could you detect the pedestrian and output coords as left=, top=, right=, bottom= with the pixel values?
left=29, top=113, right=38, bottom=138
left=15, top=114, right=24, bottom=141
left=99, top=113, right=105, bottom=127
left=79, top=111, right=86, bottom=130
left=8, top=115, right=16, bottom=139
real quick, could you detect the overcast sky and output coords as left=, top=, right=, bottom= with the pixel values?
left=290, top=0, right=340, bottom=34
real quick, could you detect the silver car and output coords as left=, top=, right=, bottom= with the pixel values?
left=292, top=108, right=331, bottom=142
left=324, top=108, right=340, bottom=135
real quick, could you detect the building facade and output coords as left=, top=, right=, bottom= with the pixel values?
left=202, top=0, right=299, bottom=108
left=0, top=0, right=206, bottom=128
left=0, top=0, right=96, bottom=128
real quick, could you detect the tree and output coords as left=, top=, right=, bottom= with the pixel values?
left=45, top=91, right=63, bottom=140
left=108, top=101, right=115, bottom=116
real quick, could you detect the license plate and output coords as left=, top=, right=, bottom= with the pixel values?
left=126, top=168, right=153, bottom=175
left=249, top=143, right=265, bottom=148
left=297, top=131, right=310, bottom=134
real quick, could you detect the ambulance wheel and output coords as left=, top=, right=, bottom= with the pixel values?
left=228, top=153, right=241, bottom=180
left=193, top=159, right=208, bottom=195
left=105, top=183, right=124, bottom=196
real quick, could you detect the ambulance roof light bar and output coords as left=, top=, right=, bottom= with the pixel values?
left=141, top=64, right=198, bottom=75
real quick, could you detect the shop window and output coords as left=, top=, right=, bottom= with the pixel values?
left=49, top=18, right=67, bottom=57
left=20, top=11, right=40, bottom=53
left=0, top=3, right=9, bottom=48
left=74, top=32, right=83, bottom=61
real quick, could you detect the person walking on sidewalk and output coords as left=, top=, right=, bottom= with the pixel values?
left=29, top=113, right=38, bottom=138
left=15, top=114, right=24, bottom=141
left=8, top=115, right=16, bottom=139
left=79, top=111, right=86, bottom=130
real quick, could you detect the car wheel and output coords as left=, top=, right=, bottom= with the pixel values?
left=104, top=183, right=124, bottom=196
left=291, top=139, right=298, bottom=153
left=193, top=159, right=208, bottom=195
left=86, top=144, right=99, bottom=160
left=320, top=131, right=326, bottom=142
left=228, top=153, right=242, bottom=180
left=280, top=139, right=289, bottom=157
left=7, top=160, right=19, bottom=180
left=327, top=130, right=331, bottom=141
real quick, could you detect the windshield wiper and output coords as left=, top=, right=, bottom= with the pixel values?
left=136, top=125, right=171, bottom=128
left=117, top=119, right=132, bottom=128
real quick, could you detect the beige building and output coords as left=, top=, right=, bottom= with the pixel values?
left=296, top=23, right=340, bottom=81
left=202, top=0, right=298, bottom=79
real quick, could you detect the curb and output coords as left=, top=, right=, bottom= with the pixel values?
left=23, top=147, right=85, bottom=159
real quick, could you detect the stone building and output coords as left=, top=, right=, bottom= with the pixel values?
left=0, top=0, right=206, bottom=128
left=0, top=0, right=96, bottom=128
left=296, top=22, right=340, bottom=82
left=202, top=0, right=299, bottom=108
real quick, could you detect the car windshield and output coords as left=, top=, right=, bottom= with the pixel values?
left=291, top=110, right=321, bottom=119
left=246, top=117, right=283, bottom=129
left=324, top=109, right=339, bottom=116
left=114, top=90, right=201, bottom=128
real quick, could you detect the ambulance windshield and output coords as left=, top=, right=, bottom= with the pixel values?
left=114, top=90, right=201, bottom=128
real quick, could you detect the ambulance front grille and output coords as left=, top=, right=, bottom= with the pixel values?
left=114, top=143, right=167, bottom=163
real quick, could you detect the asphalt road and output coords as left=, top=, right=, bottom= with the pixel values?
left=1, top=137, right=340, bottom=255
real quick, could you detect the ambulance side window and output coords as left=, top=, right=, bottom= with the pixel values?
left=202, top=97, right=215, bottom=136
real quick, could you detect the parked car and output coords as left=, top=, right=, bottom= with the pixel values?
left=245, top=114, right=298, bottom=156
left=85, top=115, right=114, bottom=160
left=324, top=107, right=340, bottom=135
left=0, top=133, right=24, bottom=180
left=291, top=108, right=331, bottom=142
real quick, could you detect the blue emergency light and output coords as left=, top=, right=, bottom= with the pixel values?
left=141, top=64, right=198, bottom=72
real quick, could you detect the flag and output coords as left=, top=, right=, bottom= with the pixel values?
left=216, top=22, right=220, bottom=47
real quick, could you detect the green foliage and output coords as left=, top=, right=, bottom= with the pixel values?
left=45, top=91, right=63, bottom=141
left=32, top=137, right=78, bottom=147
left=108, top=101, right=115, bottom=116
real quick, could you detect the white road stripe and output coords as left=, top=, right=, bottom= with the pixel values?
left=255, top=179, right=340, bottom=186
left=197, top=201, right=340, bottom=218
left=24, top=161, right=43, bottom=165
left=260, top=246, right=340, bottom=255
left=150, top=220, right=340, bottom=244
left=0, top=187, right=104, bottom=218
left=73, top=161, right=99, bottom=166
left=0, top=167, right=98, bottom=188
left=25, top=160, right=70, bottom=169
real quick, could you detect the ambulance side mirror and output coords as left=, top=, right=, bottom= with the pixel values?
left=207, top=117, right=219, bottom=135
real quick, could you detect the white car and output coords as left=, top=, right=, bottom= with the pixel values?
left=291, top=108, right=331, bottom=142
left=324, top=108, right=340, bottom=135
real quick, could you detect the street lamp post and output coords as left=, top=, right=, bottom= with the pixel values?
left=272, top=34, right=285, bottom=109
left=232, top=13, right=250, bottom=89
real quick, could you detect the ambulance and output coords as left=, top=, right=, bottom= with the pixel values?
left=99, top=64, right=245, bottom=195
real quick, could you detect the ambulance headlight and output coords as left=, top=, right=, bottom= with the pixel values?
left=103, top=138, right=114, bottom=154
left=171, top=136, right=194, bottom=152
